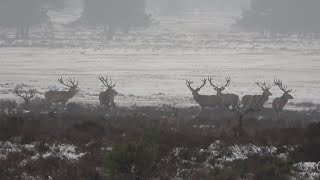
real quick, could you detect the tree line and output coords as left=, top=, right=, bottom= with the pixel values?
left=0, top=0, right=150, bottom=39
left=83, top=0, right=150, bottom=38
left=237, top=0, right=320, bottom=35
left=1, top=0, right=320, bottom=39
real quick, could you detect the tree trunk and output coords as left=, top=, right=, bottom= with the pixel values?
left=103, top=25, right=107, bottom=34
left=24, top=27, right=29, bottom=38
left=16, top=27, right=23, bottom=39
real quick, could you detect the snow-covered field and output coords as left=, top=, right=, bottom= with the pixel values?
left=0, top=8, right=319, bottom=109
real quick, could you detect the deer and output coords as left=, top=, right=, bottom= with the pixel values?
left=242, top=81, right=272, bottom=111
left=208, top=77, right=239, bottom=108
left=14, top=85, right=36, bottom=106
left=45, top=77, right=78, bottom=105
left=273, top=79, right=293, bottom=119
left=186, top=78, right=223, bottom=110
left=98, top=76, right=119, bottom=109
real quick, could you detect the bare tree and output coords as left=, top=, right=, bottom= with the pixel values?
left=160, top=103, right=180, bottom=131
left=98, top=76, right=118, bottom=109
left=45, top=77, right=78, bottom=105
left=186, top=78, right=223, bottom=110
left=208, top=76, right=239, bottom=108
left=273, top=78, right=293, bottom=119
left=14, top=85, right=36, bottom=106
left=229, top=96, right=262, bottom=129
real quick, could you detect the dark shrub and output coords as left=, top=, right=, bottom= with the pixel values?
left=103, top=131, right=162, bottom=180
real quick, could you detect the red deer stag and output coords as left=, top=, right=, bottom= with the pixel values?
left=273, top=79, right=293, bottom=119
left=45, top=77, right=78, bottom=105
left=14, top=85, right=36, bottom=106
left=242, top=81, right=272, bottom=110
left=98, top=76, right=118, bottom=109
left=186, top=78, right=223, bottom=110
left=208, top=76, right=239, bottom=108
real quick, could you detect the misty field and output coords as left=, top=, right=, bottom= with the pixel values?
left=0, top=9, right=319, bottom=109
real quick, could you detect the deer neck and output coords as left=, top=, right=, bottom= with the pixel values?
left=261, top=92, right=270, bottom=101
left=67, top=88, right=76, bottom=98
left=280, top=94, right=289, bottom=104
left=193, top=92, right=201, bottom=101
left=217, top=91, right=223, bottom=96
left=262, top=91, right=269, bottom=97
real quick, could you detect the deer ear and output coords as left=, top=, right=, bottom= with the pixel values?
left=214, top=88, right=218, bottom=90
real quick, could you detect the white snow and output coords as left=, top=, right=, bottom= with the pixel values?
left=291, top=162, right=320, bottom=180
left=0, top=140, right=86, bottom=166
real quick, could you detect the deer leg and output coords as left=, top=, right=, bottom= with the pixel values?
left=111, top=101, right=116, bottom=109
left=273, top=108, right=279, bottom=121
left=110, top=96, right=116, bottom=109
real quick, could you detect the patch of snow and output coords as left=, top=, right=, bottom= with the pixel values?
left=0, top=140, right=86, bottom=167
left=44, top=144, right=86, bottom=161
left=0, top=141, right=22, bottom=159
left=291, top=162, right=320, bottom=180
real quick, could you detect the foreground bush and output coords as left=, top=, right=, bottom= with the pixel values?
left=103, top=131, right=162, bottom=180
left=211, top=156, right=294, bottom=180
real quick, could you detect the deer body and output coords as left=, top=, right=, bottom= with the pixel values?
left=242, top=82, right=272, bottom=110
left=98, top=76, right=118, bottom=109
left=99, top=89, right=118, bottom=108
left=272, top=79, right=293, bottom=119
left=208, top=77, right=239, bottom=108
left=45, top=89, right=77, bottom=104
left=272, top=96, right=290, bottom=112
left=242, top=93, right=269, bottom=110
left=45, top=78, right=78, bottom=105
left=186, top=79, right=223, bottom=109
left=220, top=93, right=240, bottom=107
left=193, top=94, right=223, bottom=109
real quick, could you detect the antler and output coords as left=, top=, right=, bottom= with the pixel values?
left=58, top=77, right=78, bottom=88
left=98, top=75, right=115, bottom=88
left=186, top=78, right=206, bottom=91
left=14, top=86, right=36, bottom=102
left=274, top=78, right=292, bottom=93
left=223, top=77, right=231, bottom=88
left=208, top=76, right=231, bottom=89
left=186, top=79, right=194, bottom=91
left=198, top=78, right=207, bottom=90
left=67, top=78, right=78, bottom=87
left=208, top=76, right=219, bottom=89
left=256, top=81, right=271, bottom=91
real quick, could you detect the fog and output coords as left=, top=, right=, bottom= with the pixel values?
left=0, top=0, right=319, bottom=106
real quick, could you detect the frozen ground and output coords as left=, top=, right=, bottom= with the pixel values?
left=0, top=8, right=319, bottom=110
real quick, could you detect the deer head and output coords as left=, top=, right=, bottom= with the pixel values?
left=208, top=77, right=231, bottom=95
left=186, top=78, right=206, bottom=97
left=98, top=75, right=118, bottom=96
left=256, top=81, right=272, bottom=96
left=58, top=77, right=78, bottom=95
left=274, top=79, right=293, bottom=99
